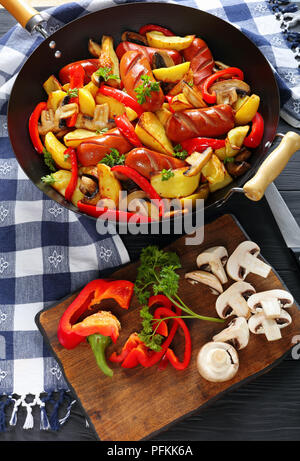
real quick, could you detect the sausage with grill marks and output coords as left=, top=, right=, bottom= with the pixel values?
left=165, top=104, right=235, bottom=143
left=183, top=38, right=214, bottom=87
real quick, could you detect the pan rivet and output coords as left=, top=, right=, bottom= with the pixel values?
left=49, top=41, right=56, bottom=49
left=54, top=50, right=62, bottom=59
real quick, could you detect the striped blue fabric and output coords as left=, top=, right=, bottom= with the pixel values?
left=0, top=0, right=299, bottom=432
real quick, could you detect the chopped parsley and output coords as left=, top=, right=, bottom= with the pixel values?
left=100, top=148, right=125, bottom=167
left=134, top=75, right=160, bottom=105
left=96, top=127, right=109, bottom=135
left=161, top=168, right=175, bottom=181
left=41, top=174, right=56, bottom=185
left=67, top=87, right=79, bottom=98
left=223, top=156, right=235, bottom=164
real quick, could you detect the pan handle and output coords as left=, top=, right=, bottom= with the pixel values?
left=243, top=131, right=300, bottom=201
left=0, top=0, right=44, bottom=31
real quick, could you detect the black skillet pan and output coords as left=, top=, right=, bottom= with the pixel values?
left=3, top=0, right=300, bottom=223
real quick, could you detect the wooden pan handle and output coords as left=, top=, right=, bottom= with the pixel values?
left=0, top=0, right=40, bottom=29
left=243, top=132, right=300, bottom=201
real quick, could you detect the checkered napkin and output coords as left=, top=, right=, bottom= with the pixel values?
left=0, top=0, right=299, bottom=434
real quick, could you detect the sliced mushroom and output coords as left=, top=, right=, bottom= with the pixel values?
left=152, top=51, right=175, bottom=69
left=184, top=148, right=213, bottom=177
left=216, top=281, right=256, bottom=319
left=88, top=38, right=102, bottom=57
left=210, top=79, right=250, bottom=105
left=226, top=241, right=271, bottom=281
left=75, top=103, right=114, bottom=131
left=196, top=245, right=228, bottom=284
left=38, top=103, right=78, bottom=136
left=248, top=309, right=292, bottom=342
left=247, top=289, right=294, bottom=319
left=121, top=31, right=148, bottom=46
left=197, top=341, right=239, bottom=382
left=185, top=270, right=223, bottom=295
left=212, top=317, right=249, bottom=350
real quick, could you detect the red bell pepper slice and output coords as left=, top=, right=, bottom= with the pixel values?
left=77, top=201, right=153, bottom=223
left=243, top=112, right=264, bottom=149
left=98, top=85, right=144, bottom=117
left=66, top=64, right=85, bottom=127
left=201, top=67, right=244, bottom=104
left=148, top=295, right=172, bottom=337
left=28, top=102, right=47, bottom=154
left=64, top=148, right=78, bottom=202
left=114, top=114, right=142, bottom=147
left=57, top=279, right=134, bottom=350
left=111, top=165, right=164, bottom=217
left=165, top=95, right=175, bottom=114
left=139, top=24, right=175, bottom=36
left=180, top=137, right=226, bottom=155
left=109, top=332, right=143, bottom=364
left=59, top=59, right=100, bottom=85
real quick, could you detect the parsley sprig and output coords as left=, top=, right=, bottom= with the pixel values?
left=135, top=246, right=223, bottom=350
left=100, top=148, right=125, bottom=167
left=41, top=174, right=56, bottom=184
left=134, top=75, right=160, bottom=105
left=95, top=67, right=119, bottom=82
left=67, top=87, right=79, bottom=98
left=173, top=144, right=188, bottom=160
left=43, top=148, right=56, bottom=172
left=161, top=169, right=175, bottom=181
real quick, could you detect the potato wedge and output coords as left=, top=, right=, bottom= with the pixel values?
left=95, top=93, right=137, bottom=121
left=146, top=31, right=195, bottom=51
left=155, top=103, right=172, bottom=127
left=225, top=125, right=250, bottom=157
left=51, top=170, right=84, bottom=206
left=135, top=112, right=174, bottom=156
left=43, top=75, right=62, bottom=95
left=201, top=154, right=225, bottom=185
left=169, top=93, right=193, bottom=112
left=78, top=88, right=96, bottom=117
left=151, top=167, right=200, bottom=198
left=47, top=90, right=67, bottom=111
left=45, top=132, right=71, bottom=170
left=185, top=148, right=213, bottom=177
left=182, top=81, right=207, bottom=108
left=97, top=163, right=122, bottom=206
left=99, top=35, right=121, bottom=88
left=235, top=94, right=260, bottom=125
left=88, top=38, right=102, bottom=57
left=153, top=62, right=190, bottom=83
left=64, top=129, right=97, bottom=147
left=84, top=81, right=99, bottom=98
left=179, top=183, right=210, bottom=208
left=209, top=170, right=233, bottom=193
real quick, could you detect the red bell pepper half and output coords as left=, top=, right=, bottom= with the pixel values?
left=139, top=24, right=175, bottom=36
left=201, top=67, right=244, bottom=104
left=114, top=114, right=142, bottom=147
left=64, top=147, right=78, bottom=202
left=180, top=137, right=226, bottom=155
left=28, top=102, right=47, bottom=154
left=57, top=279, right=134, bottom=377
left=243, top=112, right=264, bottom=148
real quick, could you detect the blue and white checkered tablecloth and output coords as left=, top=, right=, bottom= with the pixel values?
left=0, top=0, right=299, bottom=432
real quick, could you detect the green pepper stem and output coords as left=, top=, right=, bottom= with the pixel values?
left=87, top=333, right=113, bottom=377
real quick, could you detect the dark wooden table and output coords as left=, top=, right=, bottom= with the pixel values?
left=1, top=7, right=300, bottom=442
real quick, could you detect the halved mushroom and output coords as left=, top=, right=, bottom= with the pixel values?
left=79, top=174, right=99, bottom=199
left=75, top=103, right=114, bottom=131
left=197, top=341, right=239, bottom=382
left=212, top=317, right=250, bottom=350
left=184, top=148, right=213, bottom=177
left=185, top=270, right=223, bottom=295
left=152, top=51, right=175, bottom=69
left=226, top=160, right=251, bottom=178
left=226, top=241, right=271, bottom=281
left=121, top=31, right=148, bottom=46
left=196, top=245, right=228, bottom=284
left=247, top=289, right=294, bottom=319
left=248, top=309, right=292, bottom=342
left=210, top=79, right=250, bottom=105
left=216, top=281, right=256, bottom=319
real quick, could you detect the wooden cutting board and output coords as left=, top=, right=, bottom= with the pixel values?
left=36, top=214, right=300, bottom=441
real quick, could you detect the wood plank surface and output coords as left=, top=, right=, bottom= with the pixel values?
left=37, top=214, right=300, bottom=441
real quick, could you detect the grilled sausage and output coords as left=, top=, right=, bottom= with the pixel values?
left=116, top=41, right=182, bottom=66
left=120, top=50, right=165, bottom=112
left=125, top=148, right=187, bottom=179
left=77, top=128, right=132, bottom=166
left=183, top=38, right=214, bottom=87
left=165, top=104, right=235, bottom=143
